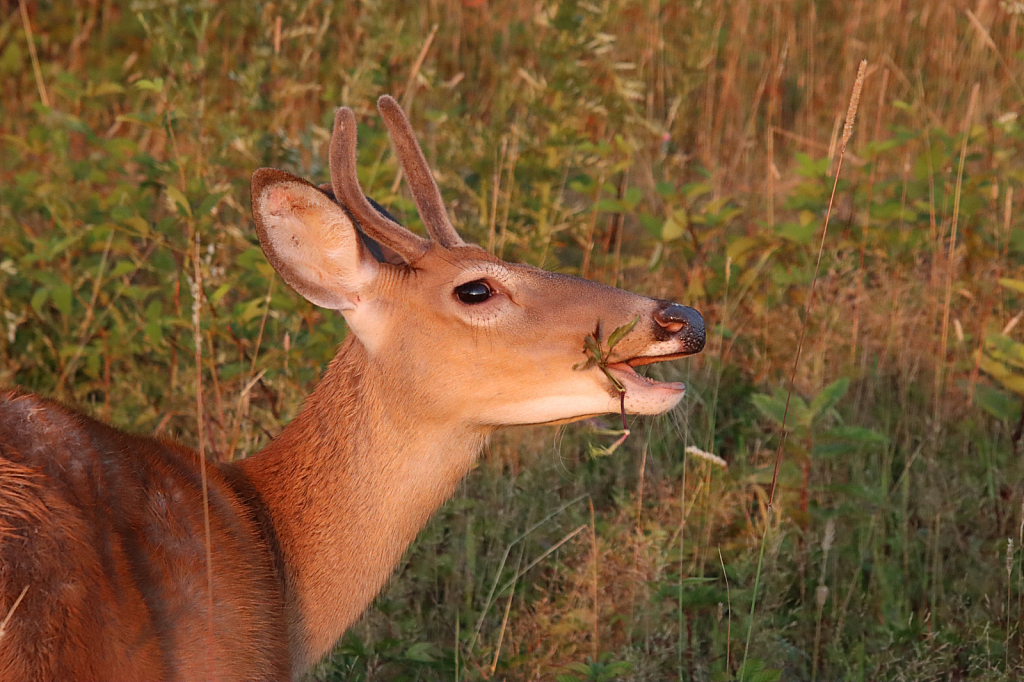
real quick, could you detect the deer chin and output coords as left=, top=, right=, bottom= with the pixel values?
left=605, top=361, right=686, bottom=415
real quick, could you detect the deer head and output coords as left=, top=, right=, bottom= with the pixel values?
left=251, top=96, right=704, bottom=433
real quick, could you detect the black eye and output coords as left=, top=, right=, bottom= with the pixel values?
left=455, top=280, right=493, bottom=304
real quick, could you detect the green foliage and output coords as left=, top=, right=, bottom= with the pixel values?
left=318, top=631, right=451, bottom=682
left=751, top=378, right=890, bottom=464
left=575, top=315, right=639, bottom=456
left=733, top=658, right=781, bottom=682
left=556, top=653, right=632, bottom=682
left=982, top=330, right=1024, bottom=395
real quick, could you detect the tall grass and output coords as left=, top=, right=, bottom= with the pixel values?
left=1, top=0, right=1023, bottom=679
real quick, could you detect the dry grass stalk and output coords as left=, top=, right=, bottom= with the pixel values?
left=390, top=24, right=440, bottom=194
left=745, top=59, right=867, bottom=678
left=490, top=584, right=515, bottom=677
left=935, top=82, right=980, bottom=422
left=851, top=67, right=889, bottom=363
left=18, top=0, right=48, bottom=107
left=0, top=584, right=29, bottom=644
left=768, top=60, right=866, bottom=504
left=487, top=135, right=508, bottom=254
left=190, top=230, right=216, bottom=675
left=227, top=278, right=275, bottom=461
left=966, top=8, right=1024, bottom=100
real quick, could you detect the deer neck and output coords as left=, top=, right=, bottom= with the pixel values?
left=238, top=335, right=488, bottom=674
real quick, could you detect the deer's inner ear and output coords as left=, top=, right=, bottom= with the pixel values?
left=252, top=171, right=378, bottom=311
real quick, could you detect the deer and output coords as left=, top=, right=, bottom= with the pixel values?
left=0, top=96, right=704, bottom=681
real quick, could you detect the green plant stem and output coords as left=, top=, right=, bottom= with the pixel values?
left=740, top=514, right=771, bottom=681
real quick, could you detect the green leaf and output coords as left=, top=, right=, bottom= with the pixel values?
left=661, top=209, right=687, bottom=241
left=751, top=393, right=788, bottom=427
left=558, top=662, right=592, bottom=678
left=986, top=333, right=1024, bottom=369
left=92, top=81, right=126, bottom=96
left=583, top=333, right=603, bottom=362
left=124, top=215, right=150, bottom=237
left=980, top=354, right=1024, bottom=395
left=682, top=181, right=712, bottom=201
left=974, top=383, right=1020, bottom=422
left=402, top=641, right=436, bottom=663
left=655, top=180, right=676, bottom=198
left=30, top=288, right=49, bottom=314
left=726, top=236, right=759, bottom=261
left=814, top=426, right=889, bottom=458
left=638, top=212, right=662, bottom=238
left=51, top=283, right=73, bottom=320
left=776, top=220, right=816, bottom=244
left=210, top=283, right=232, bottom=307
left=165, top=185, right=192, bottom=217
left=809, top=377, right=850, bottom=418
left=735, top=658, right=782, bottom=682
left=197, top=191, right=226, bottom=217
left=115, top=113, right=159, bottom=129
left=607, top=315, right=639, bottom=353
left=47, top=234, right=85, bottom=259
left=622, top=186, right=642, bottom=208
left=134, top=77, right=164, bottom=92
left=995, top=278, right=1024, bottom=292
left=822, top=425, right=888, bottom=444
left=145, top=320, right=163, bottom=346
left=145, top=299, right=163, bottom=322
left=790, top=395, right=812, bottom=429
left=108, top=260, right=137, bottom=279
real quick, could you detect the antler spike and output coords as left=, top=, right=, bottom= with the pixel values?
left=330, top=107, right=430, bottom=263
left=376, top=95, right=465, bottom=248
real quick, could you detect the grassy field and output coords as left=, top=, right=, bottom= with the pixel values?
left=2, top=0, right=1024, bottom=679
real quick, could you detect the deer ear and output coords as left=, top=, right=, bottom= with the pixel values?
left=251, top=168, right=378, bottom=310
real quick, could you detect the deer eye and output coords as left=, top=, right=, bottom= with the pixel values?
left=455, top=280, right=493, bottom=304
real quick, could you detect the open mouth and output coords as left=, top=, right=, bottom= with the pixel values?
left=620, top=351, right=699, bottom=368
left=606, top=360, right=685, bottom=395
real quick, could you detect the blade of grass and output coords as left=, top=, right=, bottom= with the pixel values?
left=470, top=493, right=589, bottom=651
left=493, top=524, right=588, bottom=598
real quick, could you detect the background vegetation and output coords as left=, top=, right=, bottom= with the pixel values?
left=2, top=0, right=1024, bottom=679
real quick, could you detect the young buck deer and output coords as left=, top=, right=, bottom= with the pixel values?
left=0, top=96, right=704, bottom=681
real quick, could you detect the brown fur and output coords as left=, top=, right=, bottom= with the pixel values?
left=0, top=390, right=289, bottom=680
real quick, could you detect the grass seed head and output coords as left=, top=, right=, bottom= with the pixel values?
left=842, top=60, right=867, bottom=148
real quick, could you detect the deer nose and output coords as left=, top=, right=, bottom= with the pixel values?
left=655, top=303, right=705, bottom=353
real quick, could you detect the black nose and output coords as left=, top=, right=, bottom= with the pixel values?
left=655, top=303, right=705, bottom=354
